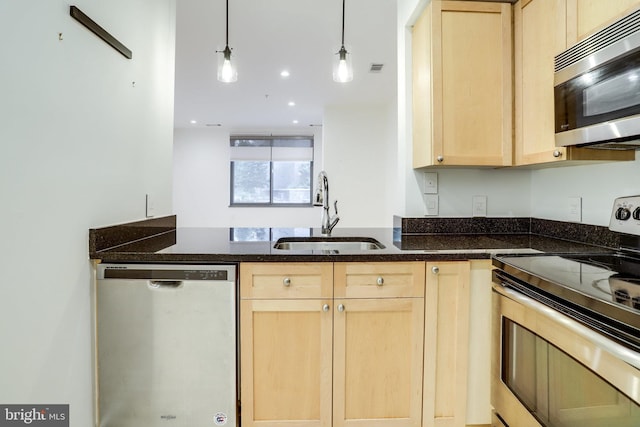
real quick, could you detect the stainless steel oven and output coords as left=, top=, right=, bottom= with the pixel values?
left=554, top=6, right=640, bottom=149
left=491, top=196, right=640, bottom=427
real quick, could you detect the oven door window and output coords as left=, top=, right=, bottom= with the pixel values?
left=502, top=318, right=640, bottom=427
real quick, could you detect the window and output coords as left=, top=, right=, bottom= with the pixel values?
left=230, top=136, right=314, bottom=206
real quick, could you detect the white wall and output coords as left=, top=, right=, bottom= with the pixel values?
left=415, top=168, right=531, bottom=217
left=0, top=1, right=175, bottom=425
left=173, top=127, right=323, bottom=227
left=531, top=158, right=640, bottom=226
left=323, top=103, right=398, bottom=227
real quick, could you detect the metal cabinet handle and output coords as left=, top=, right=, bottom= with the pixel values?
left=283, top=277, right=291, bottom=287
left=337, top=304, right=345, bottom=312
left=376, top=276, right=384, bottom=286
left=322, top=304, right=330, bottom=312
left=436, top=155, right=444, bottom=163
left=553, top=150, right=563, bottom=158
left=431, top=266, right=439, bottom=274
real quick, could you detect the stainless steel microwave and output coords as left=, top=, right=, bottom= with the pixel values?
left=554, top=7, right=640, bottom=150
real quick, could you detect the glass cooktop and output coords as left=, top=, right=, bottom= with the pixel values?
left=493, top=252, right=640, bottom=328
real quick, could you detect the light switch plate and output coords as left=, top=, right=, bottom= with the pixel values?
left=424, top=172, right=438, bottom=194
left=472, top=195, right=487, bottom=217
left=568, top=197, right=582, bottom=223
left=424, top=194, right=439, bottom=216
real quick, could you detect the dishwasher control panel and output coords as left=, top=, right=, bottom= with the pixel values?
left=98, top=264, right=237, bottom=281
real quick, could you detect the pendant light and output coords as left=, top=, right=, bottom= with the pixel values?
left=217, top=0, right=237, bottom=83
left=333, top=0, right=353, bottom=83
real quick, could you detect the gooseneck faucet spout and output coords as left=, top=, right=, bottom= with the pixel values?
left=313, top=171, right=340, bottom=235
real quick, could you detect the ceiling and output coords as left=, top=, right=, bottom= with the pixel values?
left=173, top=0, right=398, bottom=130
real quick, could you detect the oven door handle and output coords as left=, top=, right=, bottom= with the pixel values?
left=493, top=283, right=640, bottom=370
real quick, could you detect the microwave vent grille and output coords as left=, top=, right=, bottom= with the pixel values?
left=555, top=7, right=640, bottom=72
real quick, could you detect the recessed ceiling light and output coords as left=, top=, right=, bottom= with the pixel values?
left=280, top=70, right=290, bottom=78
left=288, top=101, right=295, bottom=107
left=190, top=120, right=197, bottom=124
left=292, top=120, right=299, bottom=124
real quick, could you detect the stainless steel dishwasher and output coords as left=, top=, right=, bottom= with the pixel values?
left=95, top=263, right=237, bottom=427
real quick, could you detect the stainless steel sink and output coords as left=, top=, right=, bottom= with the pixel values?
left=273, top=237, right=385, bottom=251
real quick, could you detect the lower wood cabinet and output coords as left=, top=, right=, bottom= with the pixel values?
left=333, top=297, right=424, bottom=427
left=240, top=260, right=491, bottom=427
left=423, top=260, right=493, bottom=427
left=423, top=261, right=471, bottom=427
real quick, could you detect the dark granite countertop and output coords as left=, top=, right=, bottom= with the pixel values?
left=89, top=216, right=615, bottom=263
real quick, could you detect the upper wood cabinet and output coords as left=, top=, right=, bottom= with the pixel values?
left=513, top=0, right=635, bottom=166
left=412, top=1, right=512, bottom=168
left=566, top=0, right=640, bottom=45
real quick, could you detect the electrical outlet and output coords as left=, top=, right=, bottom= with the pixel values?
left=424, top=194, right=439, bottom=216
left=472, top=195, right=487, bottom=217
left=568, top=197, right=582, bottom=222
left=424, top=172, right=438, bottom=194
left=146, top=194, right=156, bottom=218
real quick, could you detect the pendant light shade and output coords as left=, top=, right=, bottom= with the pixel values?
left=217, top=0, right=237, bottom=83
left=333, top=0, right=353, bottom=83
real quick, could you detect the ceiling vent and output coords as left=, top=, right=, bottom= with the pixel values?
left=369, top=63, right=384, bottom=73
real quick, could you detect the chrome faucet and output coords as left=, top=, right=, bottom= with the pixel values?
left=313, top=171, right=339, bottom=235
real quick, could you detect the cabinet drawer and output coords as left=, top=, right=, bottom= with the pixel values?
left=240, top=262, right=333, bottom=299
left=334, top=262, right=425, bottom=298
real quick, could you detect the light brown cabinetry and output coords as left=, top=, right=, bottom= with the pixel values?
left=240, top=263, right=333, bottom=427
left=514, top=0, right=635, bottom=166
left=423, top=261, right=471, bottom=427
left=423, top=260, right=493, bottom=427
left=566, top=0, right=640, bottom=44
left=240, top=262, right=425, bottom=427
left=412, top=1, right=512, bottom=168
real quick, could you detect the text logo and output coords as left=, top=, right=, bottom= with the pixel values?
left=0, top=405, right=68, bottom=426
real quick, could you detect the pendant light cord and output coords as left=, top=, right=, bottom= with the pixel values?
left=225, top=0, right=229, bottom=46
left=341, top=0, right=345, bottom=46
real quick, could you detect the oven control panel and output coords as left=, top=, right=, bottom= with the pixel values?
left=610, top=196, right=640, bottom=235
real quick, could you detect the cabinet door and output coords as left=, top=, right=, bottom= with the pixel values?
left=240, top=299, right=333, bottom=427
left=435, top=1, right=512, bottom=166
left=333, top=298, right=424, bottom=427
left=240, top=262, right=333, bottom=299
left=412, top=1, right=512, bottom=167
left=334, top=262, right=425, bottom=299
left=567, top=0, right=640, bottom=44
left=412, top=2, right=434, bottom=169
left=514, top=0, right=567, bottom=165
left=423, top=261, right=471, bottom=427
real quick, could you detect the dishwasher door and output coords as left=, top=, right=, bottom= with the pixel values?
left=96, top=264, right=237, bottom=427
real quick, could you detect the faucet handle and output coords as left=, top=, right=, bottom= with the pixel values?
left=334, top=200, right=339, bottom=214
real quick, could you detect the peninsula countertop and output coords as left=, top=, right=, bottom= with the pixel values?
left=89, top=225, right=613, bottom=264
